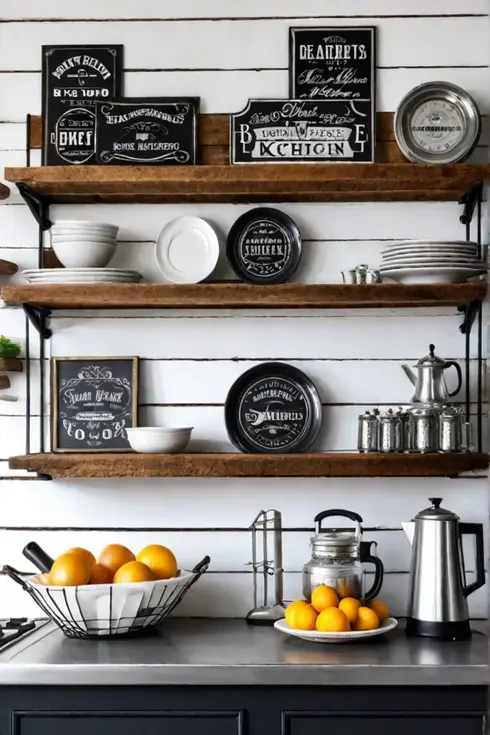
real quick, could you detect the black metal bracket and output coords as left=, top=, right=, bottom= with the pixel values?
left=17, top=183, right=52, bottom=231
left=458, top=300, right=480, bottom=335
left=459, top=183, right=483, bottom=226
left=36, top=473, right=53, bottom=481
left=23, top=305, right=52, bottom=339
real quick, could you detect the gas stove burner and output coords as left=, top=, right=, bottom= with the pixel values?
left=0, top=618, right=47, bottom=651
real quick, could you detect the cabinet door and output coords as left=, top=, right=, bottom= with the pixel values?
left=283, top=712, right=484, bottom=735
left=13, top=711, right=244, bottom=735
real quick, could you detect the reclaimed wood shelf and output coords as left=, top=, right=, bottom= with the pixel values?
left=6, top=162, right=490, bottom=204
left=1, top=282, right=486, bottom=310
left=0, top=357, right=22, bottom=372
left=9, top=452, right=489, bottom=479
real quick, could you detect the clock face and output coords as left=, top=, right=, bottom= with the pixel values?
left=409, top=99, right=465, bottom=155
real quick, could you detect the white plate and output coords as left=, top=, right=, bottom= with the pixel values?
left=382, top=267, right=486, bottom=284
left=380, top=261, right=485, bottom=271
left=156, top=216, right=220, bottom=284
left=382, top=240, right=478, bottom=251
left=382, top=254, right=479, bottom=264
left=23, top=269, right=139, bottom=276
left=274, top=617, right=398, bottom=643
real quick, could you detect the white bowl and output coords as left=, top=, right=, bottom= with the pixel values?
left=52, top=220, right=118, bottom=236
left=126, top=427, right=193, bottom=453
left=52, top=240, right=117, bottom=268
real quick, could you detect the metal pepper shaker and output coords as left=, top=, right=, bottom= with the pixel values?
left=408, top=406, right=440, bottom=453
left=439, top=406, right=463, bottom=453
left=379, top=409, right=403, bottom=453
left=358, top=410, right=379, bottom=453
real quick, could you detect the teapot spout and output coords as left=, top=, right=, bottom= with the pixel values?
left=401, top=364, right=416, bottom=386
left=402, top=522, right=415, bottom=546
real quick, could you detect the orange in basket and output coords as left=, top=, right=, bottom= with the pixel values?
left=98, top=544, right=135, bottom=575
left=50, top=553, right=91, bottom=586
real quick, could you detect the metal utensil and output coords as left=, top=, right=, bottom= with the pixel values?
left=402, top=344, right=463, bottom=404
left=379, top=409, right=403, bottom=452
left=246, top=509, right=285, bottom=624
left=357, top=409, right=379, bottom=452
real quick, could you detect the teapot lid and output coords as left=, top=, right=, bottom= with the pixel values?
left=415, top=344, right=446, bottom=368
left=415, top=497, right=460, bottom=521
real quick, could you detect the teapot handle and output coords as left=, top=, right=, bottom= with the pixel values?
left=314, top=509, right=363, bottom=535
left=459, top=523, right=485, bottom=597
left=445, top=361, right=463, bottom=398
left=360, top=541, right=384, bottom=601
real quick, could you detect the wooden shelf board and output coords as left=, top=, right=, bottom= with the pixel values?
left=9, top=452, right=489, bottom=479
left=1, top=282, right=486, bottom=310
left=0, top=357, right=22, bottom=372
left=6, top=163, right=489, bottom=204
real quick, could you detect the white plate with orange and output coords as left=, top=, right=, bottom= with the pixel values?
left=274, top=616, right=398, bottom=643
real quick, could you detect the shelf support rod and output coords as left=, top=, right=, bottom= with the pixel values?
left=23, top=306, right=52, bottom=340
left=459, top=183, right=483, bottom=227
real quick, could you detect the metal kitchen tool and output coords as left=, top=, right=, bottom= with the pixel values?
left=246, top=509, right=285, bottom=625
left=365, top=268, right=382, bottom=284
left=378, top=409, right=403, bottom=453
left=438, top=406, right=463, bottom=453
left=341, top=269, right=357, bottom=284
left=402, top=498, right=485, bottom=639
left=302, top=510, right=384, bottom=601
left=402, top=344, right=462, bottom=404
left=355, top=264, right=369, bottom=284
left=407, top=405, right=440, bottom=453
left=357, top=409, right=380, bottom=452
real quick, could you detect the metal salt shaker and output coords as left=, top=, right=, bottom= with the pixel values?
left=358, top=410, right=379, bottom=452
left=408, top=406, right=439, bottom=453
left=439, top=406, right=462, bottom=453
left=379, top=409, right=403, bottom=453
left=355, top=264, right=369, bottom=284
left=365, top=269, right=382, bottom=284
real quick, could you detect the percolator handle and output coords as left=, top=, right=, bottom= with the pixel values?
left=360, top=541, right=384, bottom=601
left=444, top=361, right=463, bottom=398
left=459, top=523, right=485, bottom=597
left=314, top=509, right=363, bottom=535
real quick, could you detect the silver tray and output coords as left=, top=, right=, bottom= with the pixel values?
left=394, top=81, right=481, bottom=165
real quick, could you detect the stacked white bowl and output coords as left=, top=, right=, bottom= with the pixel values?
left=51, top=220, right=119, bottom=268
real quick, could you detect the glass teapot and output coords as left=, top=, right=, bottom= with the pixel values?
left=302, top=510, right=384, bottom=601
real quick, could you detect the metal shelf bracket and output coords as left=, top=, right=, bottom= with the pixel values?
left=459, top=183, right=483, bottom=226
left=17, top=183, right=52, bottom=231
left=23, top=305, right=52, bottom=339
left=458, top=300, right=480, bottom=335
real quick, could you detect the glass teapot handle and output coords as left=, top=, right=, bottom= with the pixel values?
left=314, top=509, right=363, bottom=537
left=360, top=541, right=384, bottom=601
left=444, top=360, right=463, bottom=398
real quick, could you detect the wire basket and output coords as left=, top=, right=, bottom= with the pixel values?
left=2, top=556, right=210, bottom=639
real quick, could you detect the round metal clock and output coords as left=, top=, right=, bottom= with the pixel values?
left=394, top=82, right=481, bottom=165
left=224, top=362, right=322, bottom=454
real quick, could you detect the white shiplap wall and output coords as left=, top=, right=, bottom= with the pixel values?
left=0, top=1, right=488, bottom=619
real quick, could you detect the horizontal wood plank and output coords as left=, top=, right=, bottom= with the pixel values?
left=0, top=358, right=22, bottom=373
left=1, top=282, right=486, bottom=310
left=6, top=163, right=489, bottom=203
left=9, top=452, right=489, bottom=478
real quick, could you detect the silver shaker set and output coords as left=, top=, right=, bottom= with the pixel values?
left=359, top=343, right=472, bottom=453
left=358, top=405, right=471, bottom=453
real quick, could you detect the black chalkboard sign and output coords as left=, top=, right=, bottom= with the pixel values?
left=52, top=357, right=139, bottom=452
left=231, top=99, right=373, bottom=163
left=289, top=27, right=375, bottom=160
left=95, top=98, right=199, bottom=165
left=42, top=45, right=123, bottom=166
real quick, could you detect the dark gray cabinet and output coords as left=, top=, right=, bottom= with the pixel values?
left=2, top=686, right=486, bottom=735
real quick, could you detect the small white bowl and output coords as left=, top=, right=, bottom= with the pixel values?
left=52, top=221, right=118, bottom=236
left=52, top=240, right=117, bottom=268
left=126, top=427, right=193, bottom=454
left=52, top=234, right=117, bottom=245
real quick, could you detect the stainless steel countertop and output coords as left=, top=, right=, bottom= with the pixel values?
left=0, top=619, right=487, bottom=686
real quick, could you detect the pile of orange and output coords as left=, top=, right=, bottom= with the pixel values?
left=285, top=585, right=390, bottom=633
left=34, top=543, right=178, bottom=587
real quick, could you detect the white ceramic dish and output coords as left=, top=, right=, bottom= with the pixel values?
left=382, top=255, right=479, bottom=266
left=52, top=240, right=116, bottom=268
left=52, top=220, right=118, bottom=235
left=22, top=269, right=142, bottom=284
left=381, top=267, right=486, bottom=284
left=382, top=239, right=478, bottom=251
left=156, top=216, right=220, bottom=284
left=380, top=261, right=484, bottom=271
left=274, top=617, right=398, bottom=643
left=52, top=234, right=117, bottom=244
left=126, top=427, right=193, bottom=453
left=27, top=569, right=197, bottom=637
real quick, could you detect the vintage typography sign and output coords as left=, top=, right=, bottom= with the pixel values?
left=231, top=99, right=373, bottom=163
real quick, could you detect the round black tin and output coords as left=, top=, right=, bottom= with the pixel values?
left=225, top=362, right=322, bottom=454
left=226, top=208, right=302, bottom=284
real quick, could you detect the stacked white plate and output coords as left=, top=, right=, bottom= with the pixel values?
left=380, top=240, right=486, bottom=284
left=51, top=220, right=119, bottom=268
left=22, top=269, right=142, bottom=284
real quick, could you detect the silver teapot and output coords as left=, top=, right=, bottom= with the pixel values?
left=402, top=343, right=462, bottom=404
left=302, top=510, right=384, bottom=601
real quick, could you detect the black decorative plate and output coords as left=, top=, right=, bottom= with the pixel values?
left=226, top=208, right=302, bottom=284
left=224, top=362, right=322, bottom=454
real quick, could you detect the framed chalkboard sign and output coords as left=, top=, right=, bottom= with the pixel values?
left=231, top=99, right=372, bottom=163
left=289, top=27, right=375, bottom=161
left=51, top=357, right=139, bottom=453
left=42, top=45, right=123, bottom=166
left=95, top=97, right=199, bottom=164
